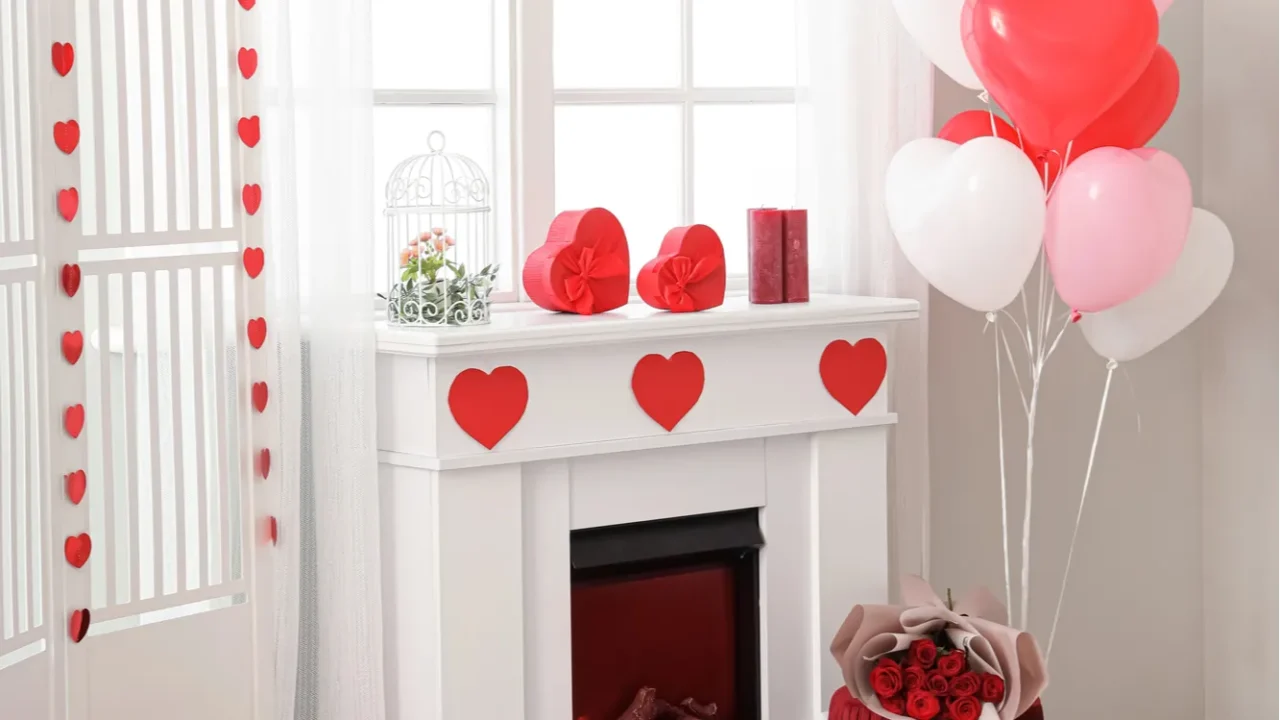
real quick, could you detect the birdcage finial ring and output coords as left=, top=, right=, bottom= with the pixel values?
left=427, top=130, right=446, bottom=153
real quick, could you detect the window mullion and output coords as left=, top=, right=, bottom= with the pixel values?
left=680, top=0, right=695, bottom=226
left=513, top=0, right=556, bottom=301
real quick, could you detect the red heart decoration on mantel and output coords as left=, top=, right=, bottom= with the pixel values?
left=522, top=208, right=630, bottom=315
left=448, top=366, right=529, bottom=450
left=69, top=608, right=90, bottom=643
left=66, top=470, right=87, bottom=504
left=54, top=120, right=80, bottom=154
left=636, top=225, right=726, bottom=313
left=238, top=116, right=261, bottom=148
left=257, top=448, right=271, bottom=479
left=64, top=404, right=85, bottom=438
left=247, top=317, right=267, bottom=349
left=51, top=42, right=75, bottom=76
left=57, top=188, right=79, bottom=222
left=242, top=184, right=262, bottom=215
left=61, top=263, right=81, bottom=297
left=238, top=48, right=258, bottom=79
left=632, top=351, right=705, bottom=431
left=64, top=533, right=92, bottom=569
left=252, top=382, right=269, bottom=413
left=243, top=247, right=265, bottom=278
left=819, top=338, right=887, bottom=416
left=62, top=330, right=83, bottom=364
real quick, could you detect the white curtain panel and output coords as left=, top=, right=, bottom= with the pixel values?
left=260, top=1, right=384, bottom=719
left=795, top=0, right=935, bottom=590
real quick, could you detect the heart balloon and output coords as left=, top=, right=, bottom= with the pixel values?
left=885, top=137, right=1045, bottom=312
left=961, top=0, right=1159, bottom=150
left=892, top=0, right=982, bottom=90
left=1080, top=208, right=1233, bottom=362
left=937, top=110, right=1021, bottom=147
left=1045, top=147, right=1192, bottom=313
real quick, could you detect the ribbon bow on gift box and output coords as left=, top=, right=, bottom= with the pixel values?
left=656, top=254, right=724, bottom=312
left=562, top=245, right=628, bottom=315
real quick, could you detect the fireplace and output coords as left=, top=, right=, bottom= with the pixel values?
left=569, top=510, right=763, bottom=720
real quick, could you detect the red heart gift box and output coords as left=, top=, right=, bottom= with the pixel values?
left=636, top=224, right=726, bottom=313
left=523, top=208, right=631, bottom=315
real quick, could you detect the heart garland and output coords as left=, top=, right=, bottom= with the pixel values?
left=51, top=42, right=75, bottom=76
left=268, top=516, right=278, bottom=545
left=243, top=247, right=265, bottom=278
left=258, top=448, right=271, bottom=479
left=69, top=609, right=90, bottom=643
left=239, top=0, right=256, bottom=9
left=57, top=188, right=79, bottom=222
left=247, top=317, right=267, bottom=349
left=61, top=264, right=80, bottom=297
left=64, top=533, right=92, bottom=569
left=252, top=382, right=269, bottom=413
left=238, top=116, right=261, bottom=148
left=242, top=184, right=262, bottom=215
left=54, top=120, right=80, bottom=154
left=64, top=404, right=85, bottom=439
left=238, top=48, right=258, bottom=79
left=62, top=330, right=83, bottom=364
left=66, top=470, right=87, bottom=505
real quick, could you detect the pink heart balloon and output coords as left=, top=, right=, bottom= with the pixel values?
left=1045, top=147, right=1192, bottom=313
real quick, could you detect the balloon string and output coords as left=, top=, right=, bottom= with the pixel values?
left=1045, top=359, right=1117, bottom=662
left=987, top=313, right=1014, bottom=624
left=980, top=91, right=998, bottom=137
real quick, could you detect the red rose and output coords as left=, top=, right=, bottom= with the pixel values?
left=937, top=650, right=967, bottom=677
left=882, top=694, right=907, bottom=715
left=904, top=664, right=927, bottom=691
left=905, top=690, right=941, bottom=720
left=908, top=638, right=938, bottom=669
left=925, top=670, right=950, bottom=696
left=947, top=696, right=982, bottom=720
left=871, top=657, right=905, bottom=698
left=979, top=673, right=1005, bottom=704
left=950, top=671, right=980, bottom=698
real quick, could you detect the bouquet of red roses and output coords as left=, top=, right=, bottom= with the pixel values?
left=861, top=637, right=1007, bottom=720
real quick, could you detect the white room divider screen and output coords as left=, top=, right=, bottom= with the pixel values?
left=0, top=0, right=272, bottom=718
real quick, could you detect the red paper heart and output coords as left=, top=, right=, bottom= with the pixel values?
left=247, top=317, right=267, bottom=349
left=243, top=247, right=264, bottom=278
left=239, top=0, right=256, bottom=9
left=631, top=352, right=705, bottom=431
left=819, top=339, right=886, bottom=416
left=238, top=47, right=258, bottom=79
left=66, top=470, right=87, bottom=504
left=57, top=188, right=79, bottom=222
left=54, top=119, right=80, bottom=154
left=636, top=225, right=726, bottom=313
left=61, top=264, right=81, bottom=297
left=64, top=404, right=85, bottom=438
left=51, top=42, right=75, bottom=76
left=258, top=448, right=271, bottom=479
left=252, top=382, right=269, bottom=413
left=62, top=330, right=83, bottom=364
left=238, top=116, right=261, bottom=148
left=64, top=533, right=92, bottom=569
left=267, top=516, right=278, bottom=545
left=69, top=608, right=90, bottom=643
left=448, top=366, right=528, bottom=450
left=242, top=183, right=262, bottom=215
left=522, top=208, right=630, bottom=315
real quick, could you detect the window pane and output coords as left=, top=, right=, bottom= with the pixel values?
left=373, top=0, right=492, bottom=89
left=554, top=0, right=681, bottom=89
left=373, top=106, right=497, bottom=293
left=693, top=0, right=796, bottom=88
left=555, top=105, right=682, bottom=267
left=693, top=104, right=796, bottom=275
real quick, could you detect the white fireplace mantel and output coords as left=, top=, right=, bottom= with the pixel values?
left=375, top=295, right=918, bottom=720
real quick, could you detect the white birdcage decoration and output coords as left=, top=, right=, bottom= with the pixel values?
left=383, top=130, right=497, bottom=326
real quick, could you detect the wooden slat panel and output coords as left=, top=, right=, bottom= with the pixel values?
left=166, top=270, right=185, bottom=592
left=192, top=269, right=209, bottom=588
left=122, top=272, right=140, bottom=602
left=97, top=274, right=118, bottom=606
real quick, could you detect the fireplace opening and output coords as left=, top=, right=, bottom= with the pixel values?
left=570, top=509, right=763, bottom=720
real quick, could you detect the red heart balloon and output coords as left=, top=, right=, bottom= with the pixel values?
left=243, top=247, right=265, bottom=278
left=252, top=382, right=269, bottom=413
left=64, top=404, right=85, bottom=438
left=238, top=116, right=261, bottom=148
left=961, top=0, right=1158, bottom=150
left=819, top=339, right=886, bottom=416
left=247, top=317, right=267, bottom=349
left=62, top=330, right=83, bottom=364
left=64, top=533, right=92, bottom=569
left=51, top=42, right=75, bottom=76
left=448, top=366, right=528, bottom=450
left=54, top=119, right=80, bottom=154
left=258, top=448, right=271, bottom=479
left=937, top=110, right=1022, bottom=147
left=69, top=608, right=90, bottom=643
left=631, top=352, right=705, bottom=431
left=61, top=263, right=81, bottom=297
left=66, top=470, right=87, bottom=504
left=522, top=208, right=630, bottom=315
left=58, top=187, right=79, bottom=222
left=242, top=183, right=262, bottom=215
left=238, top=47, right=258, bottom=79
left=636, top=225, right=726, bottom=313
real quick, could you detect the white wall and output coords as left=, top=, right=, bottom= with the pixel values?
left=925, top=2, right=1263, bottom=717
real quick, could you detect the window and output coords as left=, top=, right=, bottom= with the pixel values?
left=373, top=0, right=796, bottom=301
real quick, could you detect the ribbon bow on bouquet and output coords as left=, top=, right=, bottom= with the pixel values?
left=831, top=576, right=1048, bottom=720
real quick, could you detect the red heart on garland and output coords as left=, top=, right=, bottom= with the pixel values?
left=819, top=338, right=886, bottom=416
left=51, top=42, right=75, bottom=76
left=267, top=516, right=278, bottom=545
left=243, top=247, right=264, bottom=278
left=247, top=317, right=267, bottom=349
left=239, top=0, right=256, bottom=9
left=69, top=608, right=90, bottom=643
left=522, top=208, right=630, bottom=315
left=238, top=47, right=258, bottom=79
left=61, top=264, right=81, bottom=297
left=64, top=404, right=85, bottom=438
left=238, top=116, right=261, bottom=148
left=636, top=225, right=726, bottom=313
left=242, top=183, right=262, bottom=215
left=258, top=448, right=271, bottom=479
left=252, top=382, right=269, bottom=413
left=64, top=533, right=92, bottom=569
left=57, top=188, right=79, bottom=222
left=62, top=330, right=83, bottom=364
left=448, top=366, right=528, bottom=450
left=631, top=351, right=705, bottom=431
left=54, top=120, right=80, bottom=154
left=66, top=470, right=87, bottom=504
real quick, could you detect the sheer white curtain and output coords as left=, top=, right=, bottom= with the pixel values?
left=259, top=1, right=384, bottom=719
left=795, top=0, right=935, bottom=590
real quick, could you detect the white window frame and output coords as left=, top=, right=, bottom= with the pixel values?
left=374, top=0, right=796, bottom=303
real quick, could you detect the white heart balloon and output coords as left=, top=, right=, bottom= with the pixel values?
left=885, top=137, right=1046, bottom=312
left=1080, top=207, right=1233, bottom=362
left=892, top=0, right=982, bottom=90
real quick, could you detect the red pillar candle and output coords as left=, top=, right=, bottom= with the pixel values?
left=782, top=209, right=809, bottom=303
left=748, top=208, right=785, bottom=304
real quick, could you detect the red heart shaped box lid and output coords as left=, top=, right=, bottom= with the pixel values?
left=523, top=208, right=631, bottom=315
left=636, top=224, right=726, bottom=312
